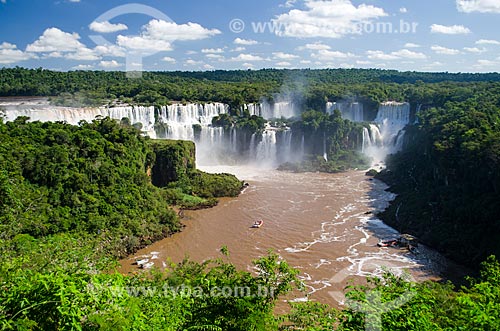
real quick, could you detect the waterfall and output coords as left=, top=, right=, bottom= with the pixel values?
left=362, top=127, right=370, bottom=153
left=277, top=129, right=293, bottom=164
left=300, top=134, right=305, bottom=159
left=323, top=132, right=328, bottom=161
left=255, top=128, right=278, bottom=167
left=1, top=100, right=159, bottom=138
left=157, top=103, right=228, bottom=141
left=1, top=100, right=151, bottom=127
left=244, top=100, right=299, bottom=119
left=326, top=102, right=364, bottom=122
left=362, top=102, right=410, bottom=164
left=375, top=102, right=410, bottom=124
left=414, top=104, right=422, bottom=124
left=1, top=98, right=297, bottom=167
left=249, top=133, right=256, bottom=159
left=244, top=104, right=261, bottom=117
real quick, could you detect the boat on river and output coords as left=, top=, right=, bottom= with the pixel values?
left=252, top=220, right=264, bottom=228
left=141, top=262, right=155, bottom=269
left=377, top=239, right=398, bottom=247
left=135, top=258, right=149, bottom=266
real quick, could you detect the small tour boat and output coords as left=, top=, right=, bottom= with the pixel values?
left=141, top=262, right=155, bottom=269
left=135, top=258, right=149, bottom=266
left=377, top=239, right=398, bottom=247
left=252, top=220, right=264, bottom=228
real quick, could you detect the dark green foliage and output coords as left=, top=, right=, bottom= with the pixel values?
left=148, top=139, right=243, bottom=208
left=5, top=252, right=499, bottom=330
left=0, top=117, right=180, bottom=258
left=281, top=110, right=369, bottom=172
left=150, top=139, right=196, bottom=187
left=212, top=113, right=266, bottom=134
left=278, top=153, right=368, bottom=173
left=376, top=83, right=500, bottom=267
left=0, top=250, right=302, bottom=331
left=186, top=170, right=243, bottom=198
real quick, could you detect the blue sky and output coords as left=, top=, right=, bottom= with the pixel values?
left=1, top=0, right=499, bottom=72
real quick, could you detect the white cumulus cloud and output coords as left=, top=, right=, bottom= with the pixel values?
left=231, top=54, right=265, bottom=62
left=464, top=47, right=486, bottom=53
left=404, top=43, right=421, bottom=48
left=117, top=36, right=172, bottom=52
left=457, top=0, right=500, bottom=13
left=26, top=28, right=100, bottom=61
left=275, top=61, right=292, bottom=67
left=162, top=56, right=176, bottom=63
left=27, top=28, right=86, bottom=52
left=430, top=24, right=471, bottom=34
left=99, top=60, right=120, bottom=68
left=272, top=0, right=388, bottom=38
left=273, top=52, right=299, bottom=60
left=94, top=44, right=126, bottom=57
left=0, top=42, right=34, bottom=64
left=184, top=59, right=203, bottom=66
left=201, top=48, right=224, bottom=54
left=206, top=54, right=224, bottom=59
left=431, top=45, right=461, bottom=55
left=297, top=42, right=331, bottom=50
left=231, top=47, right=246, bottom=52
left=312, top=49, right=355, bottom=60
left=117, top=19, right=220, bottom=52
left=234, top=38, right=259, bottom=45
left=142, top=20, right=221, bottom=41
left=89, top=21, right=128, bottom=33
left=367, top=49, right=427, bottom=60
left=476, top=39, right=500, bottom=45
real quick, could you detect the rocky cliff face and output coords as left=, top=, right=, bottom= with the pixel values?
left=149, top=140, right=196, bottom=188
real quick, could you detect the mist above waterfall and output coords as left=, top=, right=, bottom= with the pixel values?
left=326, top=101, right=364, bottom=122
left=0, top=98, right=299, bottom=168
left=0, top=97, right=412, bottom=169
left=362, top=102, right=411, bottom=164
left=245, top=92, right=302, bottom=120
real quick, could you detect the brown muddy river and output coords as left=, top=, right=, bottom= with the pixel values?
left=120, top=166, right=453, bottom=305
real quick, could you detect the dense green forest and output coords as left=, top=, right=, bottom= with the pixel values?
left=376, top=82, right=500, bottom=268
left=2, top=67, right=500, bottom=111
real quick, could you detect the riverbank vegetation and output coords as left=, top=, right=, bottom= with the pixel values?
left=376, top=82, right=500, bottom=268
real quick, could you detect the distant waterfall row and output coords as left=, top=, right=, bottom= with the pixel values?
left=1, top=99, right=412, bottom=166
left=244, top=100, right=300, bottom=119
left=327, top=101, right=411, bottom=163
left=326, top=102, right=364, bottom=122
left=0, top=101, right=296, bottom=166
